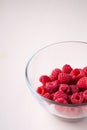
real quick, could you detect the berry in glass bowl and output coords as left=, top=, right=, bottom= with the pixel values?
left=25, top=41, right=87, bottom=121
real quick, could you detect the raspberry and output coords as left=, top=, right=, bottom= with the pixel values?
left=39, top=75, right=51, bottom=85
left=51, top=93, right=55, bottom=99
left=37, top=65, right=87, bottom=105
left=83, top=66, right=87, bottom=76
left=43, top=92, right=52, bottom=100
left=70, top=85, right=79, bottom=94
left=71, top=68, right=80, bottom=76
left=59, top=84, right=70, bottom=94
left=83, top=90, right=87, bottom=101
left=62, top=64, right=72, bottom=74
left=55, top=98, right=68, bottom=104
left=82, top=106, right=87, bottom=112
left=45, top=80, right=59, bottom=94
left=36, top=86, right=46, bottom=95
left=70, top=69, right=85, bottom=82
left=71, top=93, right=83, bottom=104
left=67, top=95, right=71, bottom=104
left=55, top=105, right=67, bottom=113
left=77, top=77, right=87, bottom=89
left=66, top=107, right=81, bottom=116
left=53, top=90, right=68, bottom=101
left=58, top=72, right=71, bottom=84
left=50, top=68, right=61, bottom=81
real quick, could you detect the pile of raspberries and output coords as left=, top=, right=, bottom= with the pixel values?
left=36, top=64, right=87, bottom=105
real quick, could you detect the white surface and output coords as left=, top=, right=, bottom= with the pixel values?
left=1, top=0, right=87, bottom=130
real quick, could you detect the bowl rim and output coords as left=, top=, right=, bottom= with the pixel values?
left=25, top=41, right=87, bottom=107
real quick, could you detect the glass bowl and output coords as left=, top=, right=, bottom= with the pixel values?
left=25, top=41, right=87, bottom=121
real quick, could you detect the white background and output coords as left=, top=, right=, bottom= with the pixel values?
left=1, top=0, right=87, bottom=130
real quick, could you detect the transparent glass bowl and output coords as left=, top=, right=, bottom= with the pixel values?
left=25, top=41, right=87, bottom=121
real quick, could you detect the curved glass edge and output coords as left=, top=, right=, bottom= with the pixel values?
left=25, top=41, right=87, bottom=107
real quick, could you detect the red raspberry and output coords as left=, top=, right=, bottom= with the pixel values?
left=58, top=72, right=71, bottom=84
left=39, top=75, right=51, bottom=85
left=67, top=95, right=72, bottom=104
left=37, top=65, right=87, bottom=105
left=36, top=86, right=46, bottom=95
left=70, top=85, right=79, bottom=94
left=53, top=90, right=68, bottom=101
left=83, top=66, right=87, bottom=76
left=55, top=105, right=67, bottom=112
left=71, top=92, right=83, bottom=104
left=62, top=64, right=73, bottom=74
left=55, top=98, right=68, bottom=104
left=66, top=107, right=81, bottom=116
left=77, top=77, right=87, bottom=89
left=43, top=92, right=52, bottom=100
left=51, top=93, right=55, bottom=99
left=59, top=84, right=70, bottom=94
left=50, top=68, right=61, bottom=81
left=70, top=68, right=85, bottom=82
left=83, top=90, right=87, bottom=101
left=45, top=80, right=59, bottom=94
